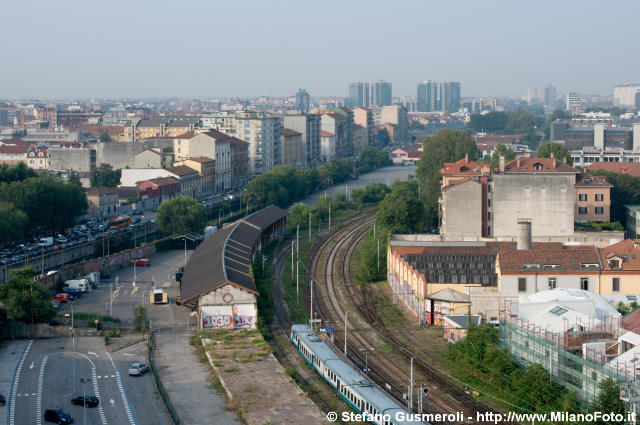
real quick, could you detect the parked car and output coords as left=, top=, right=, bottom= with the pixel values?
left=128, top=362, right=148, bottom=376
left=134, top=258, right=150, bottom=267
left=44, top=408, right=73, bottom=424
left=0, top=393, right=6, bottom=406
left=51, top=293, right=70, bottom=303
left=70, top=395, right=99, bottom=407
left=62, top=287, right=82, bottom=298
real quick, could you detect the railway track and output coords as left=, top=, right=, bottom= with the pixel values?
left=305, top=212, right=517, bottom=425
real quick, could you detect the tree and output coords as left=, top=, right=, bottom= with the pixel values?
left=68, top=171, right=82, bottom=187
left=99, top=130, right=112, bottom=143
left=0, top=202, right=28, bottom=244
left=590, top=378, right=626, bottom=425
left=0, top=162, right=37, bottom=184
left=468, top=112, right=508, bottom=133
left=351, top=182, right=391, bottom=206
left=90, top=164, right=121, bottom=188
left=0, top=267, right=56, bottom=323
left=358, top=146, right=392, bottom=174
left=133, top=304, right=147, bottom=332
left=156, top=196, right=207, bottom=236
left=490, top=144, right=516, bottom=168
left=376, top=186, right=425, bottom=234
left=288, top=202, right=314, bottom=229
left=535, top=142, right=572, bottom=165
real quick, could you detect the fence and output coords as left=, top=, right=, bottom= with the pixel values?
left=148, top=323, right=181, bottom=425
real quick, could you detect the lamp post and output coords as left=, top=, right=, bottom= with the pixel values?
left=79, top=377, right=91, bottom=425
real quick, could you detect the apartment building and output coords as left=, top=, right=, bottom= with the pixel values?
left=321, top=113, right=348, bottom=159
left=173, top=157, right=215, bottom=196
left=279, top=128, right=303, bottom=167
left=282, top=112, right=322, bottom=167
left=232, top=111, right=280, bottom=176
left=574, top=174, right=612, bottom=222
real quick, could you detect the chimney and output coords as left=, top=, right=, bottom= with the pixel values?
left=517, top=219, right=532, bottom=250
left=516, top=157, right=520, bottom=168
left=465, top=153, right=469, bottom=163
left=550, top=152, right=555, bottom=159
left=499, top=155, right=505, bottom=173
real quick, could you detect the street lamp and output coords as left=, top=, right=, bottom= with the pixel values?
left=79, top=377, right=91, bottom=425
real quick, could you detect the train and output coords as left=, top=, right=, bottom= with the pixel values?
left=291, top=324, right=426, bottom=425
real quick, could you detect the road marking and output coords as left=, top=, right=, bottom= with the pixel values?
left=110, top=398, right=116, bottom=407
left=115, top=371, right=137, bottom=425
left=36, top=354, right=49, bottom=425
left=106, top=351, right=116, bottom=369
left=31, top=393, right=36, bottom=396
left=111, top=374, right=115, bottom=378
left=97, top=375, right=102, bottom=378
left=92, top=367, right=108, bottom=425
left=29, top=361, right=34, bottom=369
left=88, top=351, right=99, bottom=358
left=8, top=339, right=33, bottom=425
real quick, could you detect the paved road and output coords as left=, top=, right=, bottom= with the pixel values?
left=301, top=165, right=417, bottom=205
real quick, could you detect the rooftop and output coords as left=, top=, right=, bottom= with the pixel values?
left=575, top=173, right=612, bottom=187
left=441, top=155, right=485, bottom=176
left=502, top=157, right=576, bottom=173
left=280, top=128, right=301, bottom=137
left=587, top=162, right=640, bottom=178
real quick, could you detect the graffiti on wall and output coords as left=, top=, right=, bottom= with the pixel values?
left=202, top=314, right=232, bottom=328
left=201, top=304, right=256, bottom=329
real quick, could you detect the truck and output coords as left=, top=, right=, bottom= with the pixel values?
left=149, top=289, right=168, bottom=304
left=38, top=237, right=54, bottom=247
left=64, top=278, right=89, bottom=292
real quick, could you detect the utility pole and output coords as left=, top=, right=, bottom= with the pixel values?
left=344, top=310, right=348, bottom=362
left=308, top=211, right=311, bottom=241
left=291, top=243, right=294, bottom=278
left=409, top=357, right=414, bottom=412
left=41, top=245, right=44, bottom=277
left=377, top=239, right=380, bottom=272
left=218, top=209, right=221, bottom=227
left=183, top=238, right=187, bottom=266
left=309, top=279, right=314, bottom=329
left=296, top=260, right=299, bottom=305
left=296, top=225, right=299, bottom=256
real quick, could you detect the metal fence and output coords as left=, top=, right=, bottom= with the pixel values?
left=148, top=326, right=181, bottom=425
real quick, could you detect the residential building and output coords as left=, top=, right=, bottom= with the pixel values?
left=279, top=128, right=303, bottom=167
left=320, top=131, right=336, bottom=162
left=614, top=84, right=640, bottom=107
left=135, top=118, right=165, bottom=140
left=134, top=148, right=172, bottom=169
left=416, top=81, right=461, bottom=112
left=348, top=82, right=370, bottom=108
left=599, top=239, right=640, bottom=294
left=0, top=144, right=29, bottom=165
left=371, top=80, right=392, bottom=107
left=229, top=139, right=249, bottom=190
left=321, top=113, right=348, bottom=159
left=353, top=124, right=366, bottom=154
left=25, top=148, right=48, bottom=170
left=378, top=105, right=408, bottom=144
left=85, top=186, right=118, bottom=216
left=390, top=144, right=423, bottom=166
left=166, top=165, right=200, bottom=198
left=440, top=81, right=461, bottom=113
left=353, top=107, right=374, bottom=147
left=120, top=169, right=175, bottom=187
left=136, top=176, right=181, bottom=205
left=295, top=89, right=310, bottom=114
left=135, top=117, right=198, bottom=141
left=544, top=84, right=557, bottom=107
left=232, top=111, right=280, bottom=176
left=566, top=92, right=583, bottom=114
left=173, top=157, right=216, bottom=196
left=627, top=206, right=640, bottom=239
left=574, top=173, right=612, bottom=222
left=283, top=113, right=322, bottom=167
left=586, top=162, right=640, bottom=178
left=416, top=80, right=437, bottom=112
left=331, top=107, right=354, bottom=157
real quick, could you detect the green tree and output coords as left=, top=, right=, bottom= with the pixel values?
left=288, top=202, right=314, bottom=229
left=490, top=144, right=516, bottom=168
left=68, top=171, right=82, bottom=187
left=468, top=112, right=508, bottom=133
left=156, top=196, right=207, bottom=235
left=0, top=162, right=37, bottom=184
left=133, top=304, right=148, bottom=332
left=350, top=182, right=391, bottom=206
left=0, top=267, right=56, bottom=323
left=535, top=142, right=572, bottom=164
left=358, top=146, right=392, bottom=174
left=590, top=378, right=626, bottom=425
left=376, top=186, right=425, bottom=234
left=90, top=163, right=121, bottom=188
left=0, top=202, right=28, bottom=244
left=99, top=130, right=112, bottom=143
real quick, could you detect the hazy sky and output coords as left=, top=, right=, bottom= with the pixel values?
left=1, top=0, right=639, bottom=100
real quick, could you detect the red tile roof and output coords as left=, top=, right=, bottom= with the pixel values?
left=174, top=130, right=197, bottom=139
left=321, top=131, right=334, bottom=137
left=503, top=157, right=576, bottom=173
left=498, top=245, right=601, bottom=273
left=575, top=173, right=612, bottom=187
left=86, top=186, right=117, bottom=196
left=441, top=155, right=484, bottom=176
left=587, top=162, right=640, bottom=178
left=472, top=134, right=523, bottom=147
left=0, top=145, right=29, bottom=154
left=280, top=128, right=302, bottom=137
left=167, top=165, right=199, bottom=176
left=600, top=240, right=640, bottom=271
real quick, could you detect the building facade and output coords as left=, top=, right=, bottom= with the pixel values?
left=279, top=128, right=303, bottom=167
left=232, top=111, right=280, bottom=176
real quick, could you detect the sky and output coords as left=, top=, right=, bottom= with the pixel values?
left=1, top=0, right=639, bottom=100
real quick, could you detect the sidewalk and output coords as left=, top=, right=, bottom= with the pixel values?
left=0, top=340, right=28, bottom=401
left=153, top=333, right=241, bottom=425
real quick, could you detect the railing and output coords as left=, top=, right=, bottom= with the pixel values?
left=147, top=323, right=181, bottom=425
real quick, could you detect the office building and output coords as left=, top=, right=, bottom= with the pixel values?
left=635, top=91, right=640, bottom=110
left=440, top=81, right=461, bottom=113
left=417, top=80, right=436, bottom=112
left=614, top=84, right=640, bottom=107
left=416, top=81, right=461, bottom=113
left=348, top=82, right=370, bottom=108
left=544, top=85, right=557, bottom=107
left=371, top=80, right=392, bottom=107
left=566, top=92, right=583, bottom=113
left=295, top=89, right=310, bottom=114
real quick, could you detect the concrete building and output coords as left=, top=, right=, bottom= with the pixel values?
left=232, top=111, right=280, bottom=176
left=48, top=147, right=95, bottom=172
left=85, top=186, right=118, bottom=216
left=353, top=124, right=366, bottom=154
left=134, top=148, right=172, bottom=169
left=614, top=84, right=640, bottom=107
left=283, top=113, right=322, bottom=167
left=626, top=206, right=640, bottom=239
left=229, top=139, right=249, bottom=191
left=120, top=169, right=174, bottom=187
left=566, top=92, right=583, bottom=114
left=331, top=107, right=354, bottom=157
left=320, top=131, right=336, bottom=162
left=353, top=107, right=374, bottom=147
left=279, top=128, right=303, bottom=167
left=440, top=81, right=461, bottom=113
left=173, top=157, right=216, bottom=196
left=166, top=165, right=200, bottom=198
left=0, top=144, right=29, bottom=165
left=416, top=80, right=437, bottom=112
left=348, top=82, right=370, bottom=108
left=371, top=80, right=392, bottom=107
left=94, top=142, right=145, bottom=170
left=25, top=148, right=48, bottom=170
left=378, top=105, right=408, bottom=144
left=295, top=88, right=310, bottom=114
left=135, top=117, right=198, bottom=140
left=544, top=84, right=557, bottom=107
left=416, top=80, right=461, bottom=112
left=321, top=113, right=348, bottom=159
left=574, top=174, right=612, bottom=223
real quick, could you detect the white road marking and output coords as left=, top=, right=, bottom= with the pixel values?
left=92, top=367, right=108, bottom=425
left=36, top=354, right=49, bottom=425
left=88, top=351, right=99, bottom=358
left=106, top=351, right=116, bottom=369
left=111, top=374, right=115, bottom=378
left=29, top=361, right=34, bottom=369
left=9, top=339, right=33, bottom=425
left=110, top=398, right=116, bottom=407
left=115, top=372, right=137, bottom=425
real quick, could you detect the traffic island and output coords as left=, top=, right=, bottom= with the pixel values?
left=201, top=329, right=330, bottom=425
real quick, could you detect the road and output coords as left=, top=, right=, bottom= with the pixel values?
left=300, top=165, right=417, bottom=205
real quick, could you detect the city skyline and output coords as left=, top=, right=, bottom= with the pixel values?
left=1, top=0, right=639, bottom=99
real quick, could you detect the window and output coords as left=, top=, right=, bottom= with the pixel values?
left=579, top=193, right=587, bottom=202
left=548, top=277, right=557, bottom=289
left=487, top=185, right=491, bottom=193
left=613, top=277, right=620, bottom=292
left=595, top=207, right=603, bottom=215
left=596, top=194, right=604, bottom=202
left=487, top=199, right=491, bottom=207
left=487, top=212, right=491, bottom=220
left=550, top=306, right=568, bottom=315
left=578, top=207, right=587, bottom=214
left=580, top=278, right=589, bottom=291
left=518, top=278, right=527, bottom=292
left=487, top=226, right=491, bottom=235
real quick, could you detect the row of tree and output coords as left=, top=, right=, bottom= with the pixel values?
left=449, top=324, right=626, bottom=422
left=0, top=167, right=88, bottom=244
left=243, top=147, right=390, bottom=210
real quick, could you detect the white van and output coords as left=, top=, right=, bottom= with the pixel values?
left=64, top=278, right=89, bottom=292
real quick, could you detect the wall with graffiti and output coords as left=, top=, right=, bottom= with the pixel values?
left=201, top=303, right=257, bottom=330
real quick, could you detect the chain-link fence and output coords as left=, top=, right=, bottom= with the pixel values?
left=148, top=327, right=181, bottom=425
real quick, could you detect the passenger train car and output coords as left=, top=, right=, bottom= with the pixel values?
left=291, top=324, right=426, bottom=425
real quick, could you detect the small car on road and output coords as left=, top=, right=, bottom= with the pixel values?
left=134, top=258, right=150, bottom=267
left=51, top=293, right=69, bottom=303
left=44, top=408, right=73, bottom=424
left=70, top=395, right=99, bottom=407
left=128, top=362, right=148, bottom=376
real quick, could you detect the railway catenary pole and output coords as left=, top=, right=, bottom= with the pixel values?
left=309, top=279, right=314, bottom=329
left=328, top=201, right=331, bottom=232
left=409, top=357, right=414, bottom=412
left=296, top=225, right=299, bottom=257
left=377, top=239, right=380, bottom=272
left=344, top=310, right=348, bottom=362
left=296, top=260, right=299, bottom=305
left=291, top=243, right=294, bottom=278
left=308, top=212, right=311, bottom=241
